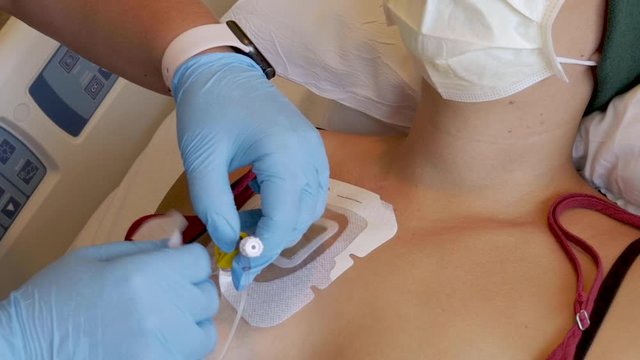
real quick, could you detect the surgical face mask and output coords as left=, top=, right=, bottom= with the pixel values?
left=383, top=0, right=597, bottom=102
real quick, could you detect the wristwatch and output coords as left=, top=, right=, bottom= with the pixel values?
left=162, top=20, right=276, bottom=91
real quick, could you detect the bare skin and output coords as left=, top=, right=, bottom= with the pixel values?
left=160, top=0, right=640, bottom=358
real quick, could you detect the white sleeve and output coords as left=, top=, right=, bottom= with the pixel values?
left=221, top=0, right=420, bottom=129
left=573, top=85, right=640, bottom=215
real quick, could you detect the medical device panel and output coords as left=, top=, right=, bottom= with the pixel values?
left=0, top=18, right=174, bottom=296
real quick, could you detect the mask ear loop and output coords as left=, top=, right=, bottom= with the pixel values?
left=216, top=277, right=249, bottom=360
left=557, top=57, right=598, bottom=66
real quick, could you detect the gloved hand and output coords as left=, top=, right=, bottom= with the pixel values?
left=0, top=240, right=218, bottom=360
left=173, top=53, right=330, bottom=291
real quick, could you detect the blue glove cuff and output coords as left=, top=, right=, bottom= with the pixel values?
left=172, top=52, right=265, bottom=96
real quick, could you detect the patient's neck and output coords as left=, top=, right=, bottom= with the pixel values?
left=393, top=69, right=597, bottom=206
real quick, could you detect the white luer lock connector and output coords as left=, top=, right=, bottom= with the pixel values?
left=239, top=236, right=264, bottom=258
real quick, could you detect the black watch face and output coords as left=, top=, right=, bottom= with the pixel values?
left=227, top=21, right=276, bottom=80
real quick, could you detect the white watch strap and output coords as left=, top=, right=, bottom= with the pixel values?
left=161, top=24, right=252, bottom=91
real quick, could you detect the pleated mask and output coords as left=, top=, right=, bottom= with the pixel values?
left=383, top=0, right=597, bottom=102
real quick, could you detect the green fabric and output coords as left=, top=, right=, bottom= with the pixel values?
left=586, top=0, right=640, bottom=115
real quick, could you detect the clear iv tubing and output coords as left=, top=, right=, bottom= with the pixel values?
left=216, top=277, right=249, bottom=360
left=215, top=236, right=261, bottom=360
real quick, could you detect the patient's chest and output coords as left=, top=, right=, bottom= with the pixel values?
left=212, top=218, right=640, bottom=360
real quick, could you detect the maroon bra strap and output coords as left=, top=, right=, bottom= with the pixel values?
left=547, top=193, right=640, bottom=359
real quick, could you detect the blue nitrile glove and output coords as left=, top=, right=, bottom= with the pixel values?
left=0, top=240, right=218, bottom=360
left=173, top=53, right=330, bottom=291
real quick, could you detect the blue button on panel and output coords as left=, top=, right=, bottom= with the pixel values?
left=29, top=45, right=119, bottom=137
left=0, top=125, right=46, bottom=238
left=58, top=49, right=80, bottom=73
left=1, top=196, right=21, bottom=221
left=0, top=127, right=46, bottom=197
left=0, top=176, right=27, bottom=229
left=0, top=139, right=16, bottom=165
left=17, top=159, right=40, bottom=186
left=84, top=75, right=105, bottom=100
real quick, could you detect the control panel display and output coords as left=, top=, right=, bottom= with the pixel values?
left=0, top=125, right=46, bottom=241
left=29, top=46, right=118, bottom=136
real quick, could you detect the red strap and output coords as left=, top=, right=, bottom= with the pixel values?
left=547, top=193, right=640, bottom=359
left=124, top=170, right=257, bottom=243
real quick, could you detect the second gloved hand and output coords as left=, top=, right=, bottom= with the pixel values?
left=0, top=240, right=218, bottom=360
left=173, top=53, right=330, bottom=291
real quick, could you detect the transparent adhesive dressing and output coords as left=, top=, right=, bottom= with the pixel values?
left=219, top=179, right=398, bottom=328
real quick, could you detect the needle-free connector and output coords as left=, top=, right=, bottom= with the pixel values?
left=239, top=236, right=264, bottom=258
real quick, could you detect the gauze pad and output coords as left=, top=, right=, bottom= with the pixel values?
left=129, top=210, right=187, bottom=248
left=219, top=179, right=397, bottom=327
